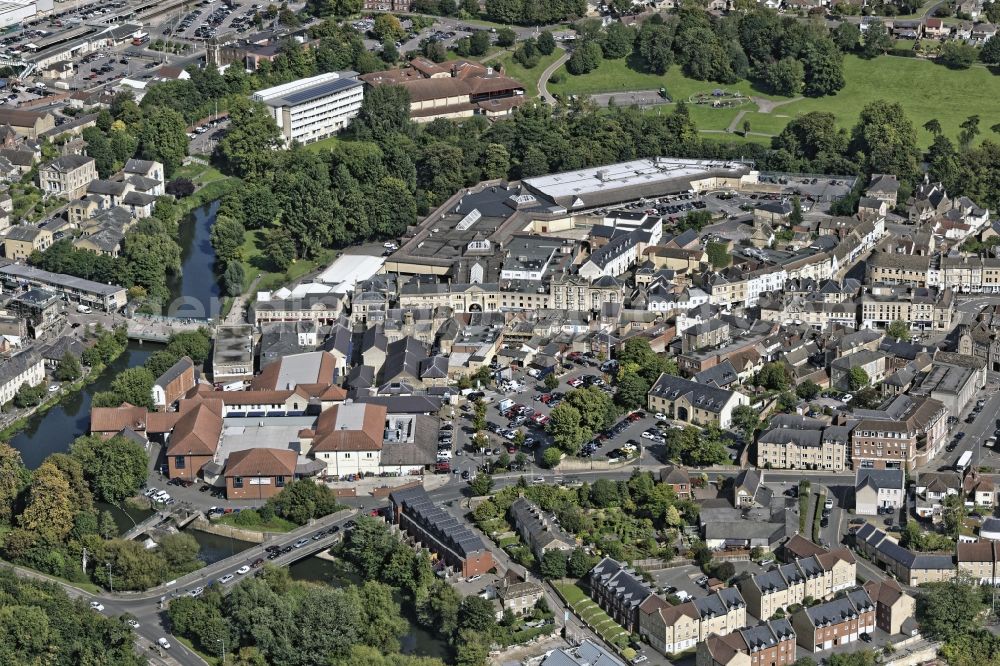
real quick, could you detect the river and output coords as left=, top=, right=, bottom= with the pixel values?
left=9, top=342, right=156, bottom=469
left=166, top=201, right=222, bottom=320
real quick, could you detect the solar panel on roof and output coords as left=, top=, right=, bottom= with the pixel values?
left=275, top=77, right=362, bottom=106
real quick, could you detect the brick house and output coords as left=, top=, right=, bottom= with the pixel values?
left=151, top=356, right=195, bottom=412
left=790, top=588, right=876, bottom=652
left=697, top=620, right=796, bottom=666
left=224, top=448, right=297, bottom=500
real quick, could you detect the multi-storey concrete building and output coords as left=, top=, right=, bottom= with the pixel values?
left=253, top=72, right=364, bottom=145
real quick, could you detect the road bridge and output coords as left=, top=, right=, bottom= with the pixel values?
left=126, top=316, right=207, bottom=342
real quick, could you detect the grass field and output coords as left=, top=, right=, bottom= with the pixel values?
left=237, top=228, right=335, bottom=292
left=215, top=513, right=298, bottom=533
left=548, top=54, right=1000, bottom=148
left=497, top=47, right=565, bottom=98
left=553, top=581, right=629, bottom=646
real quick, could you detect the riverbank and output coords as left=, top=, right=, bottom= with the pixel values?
left=189, top=516, right=267, bottom=544
left=9, top=342, right=156, bottom=468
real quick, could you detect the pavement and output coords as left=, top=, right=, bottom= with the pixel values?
left=538, top=50, right=570, bottom=105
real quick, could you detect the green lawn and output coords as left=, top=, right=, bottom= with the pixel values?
left=173, top=161, right=228, bottom=186
left=215, top=513, right=298, bottom=533
left=237, top=229, right=335, bottom=293
left=302, top=134, right=342, bottom=153
left=553, top=581, right=629, bottom=645
left=496, top=47, right=565, bottom=98
left=772, top=55, right=1000, bottom=147
left=549, top=57, right=773, bottom=101
left=547, top=54, right=1000, bottom=149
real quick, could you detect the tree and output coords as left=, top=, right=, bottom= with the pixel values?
left=99, top=510, right=118, bottom=539
left=54, top=352, right=82, bottom=382
left=496, top=27, right=516, bottom=47
left=543, top=372, right=560, bottom=391
left=706, top=241, right=731, bottom=268
left=567, top=547, right=595, bottom=577
left=218, top=97, right=283, bottom=180
left=109, top=366, right=156, bottom=409
left=731, top=405, right=760, bottom=443
left=547, top=404, right=589, bottom=454
left=70, top=434, right=149, bottom=504
left=481, top=143, right=510, bottom=180
left=758, top=362, right=790, bottom=391
left=18, top=462, right=75, bottom=540
left=849, top=100, right=920, bottom=182
left=923, top=118, right=942, bottom=136
left=0, top=443, right=28, bottom=524
left=539, top=549, right=568, bottom=579
left=982, top=34, right=1000, bottom=65
left=459, top=594, right=497, bottom=635
left=372, top=14, right=405, bottom=42
left=469, top=473, right=494, bottom=496
left=916, top=578, right=984, bottom=641
left=223, top=261, right=245, bottom=297
left=266, top=479, right=342, bottom=524
left=566, top=40, right=603, bottom=75
left=848, top=367, right=870, bottom=391
left=380, top=38, right=399, bottom=63
left=13, top=383, right=46, bottom=408
left=542, top=446, right=563, bottom=468
left=789, top=196, right=804, bottom=225
left=537, top=30, right=556, bottom=55
left=264, top=227, right=297, bottom=271
left=210, top=215, right=246, bottom=264
left=959, top=114, right=981, bottom=149
left=166, top=330, right=212, bottom=363
left=942, top=494, right=967, bottom=539
left=861, top=23, right=891, bottom=59
left=137, top=107, right=188, bottom=176
left=939, top=41, right=978, bottom=69
left=742, top=119, right=751, bottom=136
left=637, top=23, right=674, bottom=75
left=601, top=22, right=636, bottom=59
left=886, top=320, right=911, bottom=341
left=801, top=39, right=845, bottom=97
left=796, top=380, right=821, bottom=400
left=757, top=57, right=804, bottom=96
left=614, top=372, right=649, bottom=411
left=832, top=22, right=861, bottom=52
left=470, top=30, right=491, bottom=56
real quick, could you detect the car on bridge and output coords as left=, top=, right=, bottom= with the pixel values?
left=218, top=574, right=234, bottom=584
left=293, top=538, right=309, bottom=548
left=237, top=565, right=250, bottom=575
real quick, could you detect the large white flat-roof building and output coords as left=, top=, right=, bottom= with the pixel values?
left=0, top=0, right=36, bottom=30
left=252, top=71, right=364, bottom=146
left=521, top=157, right=758, bottom=210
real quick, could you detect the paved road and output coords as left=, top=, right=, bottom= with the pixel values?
left=5, top=509, right=358, bottom=666
left=538, top=50, right=570, bottom=105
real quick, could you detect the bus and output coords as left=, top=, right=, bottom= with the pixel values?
left=956, top=450, right=973, bottom=474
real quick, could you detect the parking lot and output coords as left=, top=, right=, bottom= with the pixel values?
left=163, top=0, right=262, bottom=41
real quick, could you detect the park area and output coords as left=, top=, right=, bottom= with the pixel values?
left=546, top=53, right=1000, bottom=147
left=553, top=580, right=630, bottom=647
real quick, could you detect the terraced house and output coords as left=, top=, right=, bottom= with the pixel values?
left=637, top=587, right=747, bottom=656
left=790, top=588, right=876, bottom=653
left=697, top=620, right=796, bottom=666
left=737, top=549, right=857, bottom=620
left=589, top=558, right=656, bottom=633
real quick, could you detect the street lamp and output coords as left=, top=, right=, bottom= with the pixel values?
left=107, top=561, right=113, bottom=593
left=217, top=637, right=226, bottom=664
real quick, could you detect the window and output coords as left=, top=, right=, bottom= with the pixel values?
left=233, top=476, right=243, bottom=488
left=174, top=455, right=186, bottom=470
left=344, top=453, right=351, bottom=459
left=276, top=476, right=285, bottom=487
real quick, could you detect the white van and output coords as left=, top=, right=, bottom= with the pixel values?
left=76, top=304, right=91, bottom=314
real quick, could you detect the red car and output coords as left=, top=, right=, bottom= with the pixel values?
left=539, top=393, right=553, bottom=404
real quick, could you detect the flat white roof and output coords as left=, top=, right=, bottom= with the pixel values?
left=522, top=157, right=749, bottom=200
left=315, top=253, right=385, bottom=292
